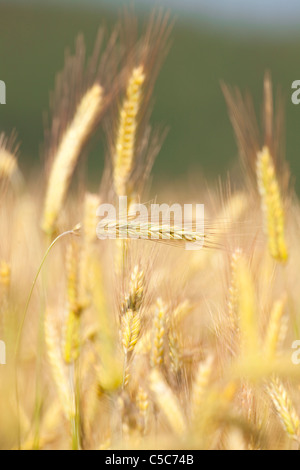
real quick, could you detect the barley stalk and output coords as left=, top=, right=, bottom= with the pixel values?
left=83, top=193, right=101, bottom=244
left=236, top=255, right=259, bottom=359
left=228, top=248, right=242, bottom=328
left=90, top=258, right=123, bottom=393
left=45, top=309, right=75, bottom=421
left=79, top=193, right=101, bottom=308
left=64, top=242, right=81, bottom=364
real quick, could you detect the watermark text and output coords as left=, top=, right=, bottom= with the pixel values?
left=0, top=80, right=6, bottom=105
left=291, top=80, right=300, bottom=105
left=0, top=341, right=6, bottom=365
left=96, top=197, right=205, bottom=251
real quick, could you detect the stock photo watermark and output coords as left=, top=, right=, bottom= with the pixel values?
left=96, top=196, right=205, bottom=251
left=0, top=341, right=6, bottom=365
left=0, top=80, right=6, bottom=104
left=291, top=340, right=300, bottom=365
left=291, top=80, right=300, bottom=105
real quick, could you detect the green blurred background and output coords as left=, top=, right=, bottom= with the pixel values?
left=1, top=0, right=300, bottom=191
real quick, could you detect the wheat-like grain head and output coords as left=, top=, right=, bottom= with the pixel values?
left=257, top=146, right=288, bottom=263
left=113, top=66, right=145, bottom=197
left=42, top=84, right=103, bottom=235
left=268, top=378, right=300, bottom=443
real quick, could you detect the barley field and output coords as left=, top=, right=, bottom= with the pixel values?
left=1, top=11, right=300, bottom=451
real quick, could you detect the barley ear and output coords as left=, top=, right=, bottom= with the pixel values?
left=257, top=146, right=288, bottom=263
left=149, top=369, right=186, bottom=436
left=268, top=378, right=300, bottom=443
left=121, top=266, right=144, bottom=386
left=121, top=309, right=141, bottom=353
left=136, top=386, right=149, bottom=435
left=191, top=355, right=214, bottom=423
left=150, top=298, right=166, bottom=368
left=0, top=133, right=23, bottom=192
left=42, top=84, right=103, bottom=235
left=264, top=297, right=286, bottom=360
left=113, top=66, right=145, bottom=197
left=168, top=330, right=183, bottom=377
left=0, top=149, right=18, bottom=183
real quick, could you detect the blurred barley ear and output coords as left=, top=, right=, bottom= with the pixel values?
left=256, top=146, right=288, bottom=263
left=150, top=369, right=186, bottom=436
left=191, top=356, right=214, bottom=424
left=168, top=329, right=183, bottom=377
left=268, top=378, right=300, bottom=443
left=0, top=149, right=18, bottom=181
left=264, top=297, right=286, bottom=360
left=150, top=298, right=166, bottom=368
left=136, top=386, right=149, bottom=435
left=121, top=266, right=144, bottom=386
left=0, top=133, right=23, bottom=193
left=42, top=84, right=103, bottom=236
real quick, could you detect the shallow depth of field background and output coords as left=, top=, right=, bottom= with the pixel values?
left=1, top=1, right=300, bottom=451
left=1, top=0, right=300, bottom=191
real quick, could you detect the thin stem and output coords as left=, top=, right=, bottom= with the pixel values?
left=15, top=229, right=76, bottom=449
left=71, top=360, right=81, bottom=450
